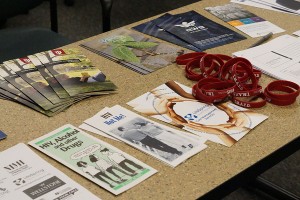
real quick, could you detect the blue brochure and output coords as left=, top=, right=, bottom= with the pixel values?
left=155, top=10, right=246, bottom=51
left=132, top=13, right=201, bottom=52
left=0, top=130, right=7, bottom=140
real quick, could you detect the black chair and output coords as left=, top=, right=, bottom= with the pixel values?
left=64, top=0, right=113, bottom=32
left=0, top=0, right=71, bottom=63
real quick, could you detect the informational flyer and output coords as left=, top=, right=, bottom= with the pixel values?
left=84, top=105, right=207, bottom=167
left=127, top=81, right=268, bottom=147
left=155, top=10, right=246, bottom=51
left=29, top=124, right=157, bottom=195
left=0, top=143, right=101, bottom=200
left=205, top=4, right=285, bottom=37
left=81, top=28, right=186, bottom=75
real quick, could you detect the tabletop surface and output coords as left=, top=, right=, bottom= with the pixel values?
left=1, top=0, right=299, bottom=199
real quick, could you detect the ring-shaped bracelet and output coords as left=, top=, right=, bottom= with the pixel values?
left=232, top=85, right=263, bottom=97
left=201, top=81, right=236, bottom=96
left=220, top=57, right=252, bottom=81
left=185, top=59, right=205, bottom=81
left=192, top=84, right=228, bottom=103
left=231, top=61, right=258, bottom=91
left=176, top=52, right=206, bottom=65
left=265, top=80, right=300, bottom=100
left=199, top=54, right=224, bottom=78
left=232, top=94, right=267, bottom=108
left=264, top=90, right=297, bottom=106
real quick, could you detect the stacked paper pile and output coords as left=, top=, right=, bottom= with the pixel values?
left=0, top=48, right=117, bottom=116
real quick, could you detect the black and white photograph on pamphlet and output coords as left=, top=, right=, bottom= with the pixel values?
left=84, top=105, right=207, bottom=167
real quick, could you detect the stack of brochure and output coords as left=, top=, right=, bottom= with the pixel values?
left=81, top=28, right=187, bottom=75
left=132, top=10, right=246, bottom=52
left=80, top=105, right=208, bottom=167
left=0, top=48, right=117, bottom=116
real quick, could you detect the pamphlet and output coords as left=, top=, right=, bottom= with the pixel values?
left=205, top=4, right=285, bottom=38
left=84, top=105, right=207, bottom=167
left=0, top=64, right=59, bottom=111
left=233, top=34, right=300, bottom=85
left=29, top=124, right=157, bottom=195
left=132, top=13, right=201, bottom=52
left=155, top=10, right=246, bottom=51
left=4, top=58, right=69, bottom=105
left=34, top=49, right=117, bottom=96
left=0, top=143, right=101, bottom=200
left=0, top=130, right=6, bottom=140
left=81, top=28, right=186, bottom=75
left=127, top=81, right=268, bottom=147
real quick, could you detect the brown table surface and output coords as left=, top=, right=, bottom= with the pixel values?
left=1, top=0, right=299, bottom=199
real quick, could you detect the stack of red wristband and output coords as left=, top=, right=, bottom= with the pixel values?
left=176, top=52, right=299, bottom=108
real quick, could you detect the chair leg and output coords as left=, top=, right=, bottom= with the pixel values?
left=99, top=0, right=113, bottom=32
left=50, top=0, right=58, bottom=32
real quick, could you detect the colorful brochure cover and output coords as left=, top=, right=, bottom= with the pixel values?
left=35, top=49, right=117, bottom=97
left=29, top=124, right=157, bottom=195
left=155, top=10, right=246, bottom=51
left=205, top=3, right=285, bottom=38
left=132, top=13, right=201, bottom=52
left=4, top=58, right=69, bottom=105
left=29, top=54, right=71, bottom=99
left=81, top=28, right=186, bottom=75
left=84, top=105, right=207, bottom=167
left=0, top=143, right=101, bottom=200
left=127, top=81, right=268, bottom=147
left=0, top=64, right=58, bottom=111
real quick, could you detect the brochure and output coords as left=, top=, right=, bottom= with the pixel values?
left=233, top=34, right=300, bottom=85
left=29, top=124, right=157, bottom=195
left=4, top=58, right=70, bottom=105
left=84, top=105, right=207, bottom=167
left=205, top=4, right=285, bottom=38
left=81, top=28, right=186, bottom=75
left=0, top=130, right=6, bottom=140
left=132, top=13, right=201, bottom=52
left=155, top=10, right=246, bottom=51
left=127, top=81, right=268, bottom=147
left=79, top=123, right=119, bottom=141
left=0, top=64, right=58, bottom=111
left=0, top=143, right=101, bottom=200
left=29, top=54, right=71, bottom=99
left=35, top=49, right=117, bottom=97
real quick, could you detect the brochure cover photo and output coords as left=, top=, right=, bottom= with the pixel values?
left=127, top=81, right=268, bottom=147
left=29, top=124, right=157, bottom=195
left=81, top=28, right=186, bottom=75
left=84, top=105, right=207, bottom=167
left=34, top=49, right=117, bottom=97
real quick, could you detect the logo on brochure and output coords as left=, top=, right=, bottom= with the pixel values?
left=4, top=160, right=26, bottom=171
left=184, top=113, right=198, bottom=121
left=51, top=49, right=66, bottom=56
left=101, top=112, right=113, bottom=119
left=13, top=178, right=26, bottom=186
left=19, top=57, right=31, bottom=64
left=175, top=20, right=207, bottom=33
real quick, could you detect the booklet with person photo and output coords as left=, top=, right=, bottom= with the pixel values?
left=0, top=143, right=101, bottom=200
left=154, top=10, right=246, bottom=51
left=127, top=81, right=268, bottom=147
left=205, top=3, right=285, bottom=38
left=84, top=105, right=207, bottom=167
left=29, top=124, right=157, bottom=195
left=34, top=49, right=117, bottom=97
left=0, top=64, right=62, bottom=112
left=4, top=58, right=71, bottom=105
left=81, top=28, right=186, bottom=75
